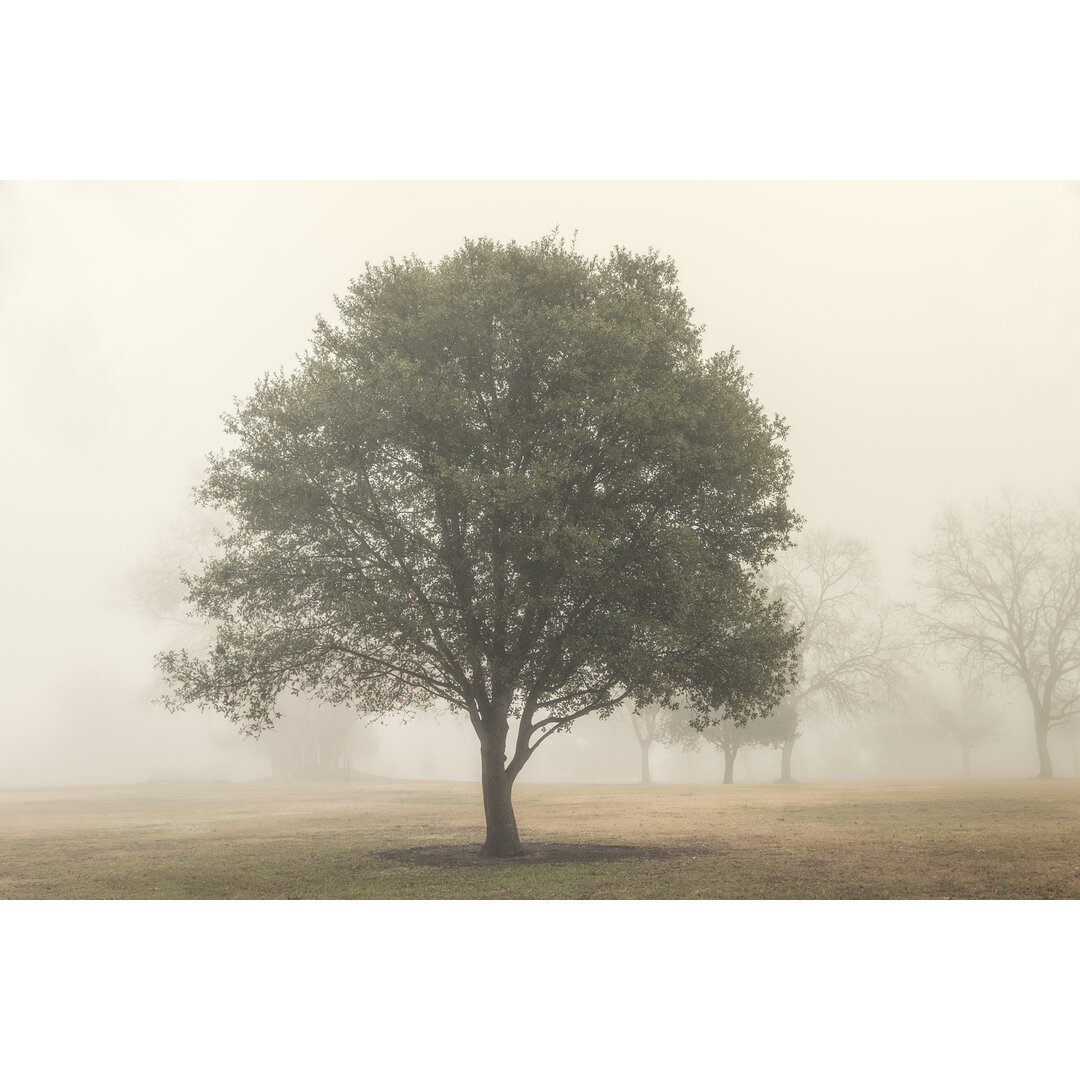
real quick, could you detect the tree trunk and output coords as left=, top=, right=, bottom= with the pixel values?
left=722, top=745, right=736, bottom=785
left=780, top=736, right=796, bottom=783
left=961, top=745, right=971, bottom=777
left=640, top=739, right=652, bottom=784
left=480, top=740, right=524, bottom=856
left=1034, top=714, right=1054, bottom=779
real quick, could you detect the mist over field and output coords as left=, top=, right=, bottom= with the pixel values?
left=2, top=181, right=1079, bottom=790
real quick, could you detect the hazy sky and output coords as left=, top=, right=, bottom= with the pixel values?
left=2, top=181, right=1078, bottom=781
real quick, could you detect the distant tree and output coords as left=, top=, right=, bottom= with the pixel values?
left=133, top=509, right=375, bottom=781
left=128, top=506, right=222, bottom=647
left=768, top=531, right=902, bottom=782
left=260, top=702, right=377, bottom=782
left=916, top=494, right=1080, bottom=778
left=931, top=665, right=1003, bottom=778
left=128, top=507, right=235, bottom=743
left=156, top=235, right=800, bottom=855
left=627, top=703, right=670, bottom=784
left=862, top=665, right=1001, bottom=780
left=660, top=699, right=797, bottom=784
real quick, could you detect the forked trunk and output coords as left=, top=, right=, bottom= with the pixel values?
left=722, top=746, right=736, bottom=785
left=780, top=736, right=796, bottom=783
left=1034, top=714, right=1054, bottom=779
left=480, top=740, right=524, bottom=856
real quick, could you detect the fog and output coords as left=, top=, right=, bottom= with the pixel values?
left=3, top=181, right=1079, bottom=788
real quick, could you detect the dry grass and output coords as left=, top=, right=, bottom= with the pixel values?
left=2, top=778, right=1079, bottom=899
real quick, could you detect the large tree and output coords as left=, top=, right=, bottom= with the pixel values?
left=157, top=235, right=800, bottom=855
left=916, top=493, right=1080, bottom=779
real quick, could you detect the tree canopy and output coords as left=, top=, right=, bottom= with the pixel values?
left=157, top=235, right=801, bottom=853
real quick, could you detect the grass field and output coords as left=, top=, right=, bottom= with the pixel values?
left=2, top=778, right=1078, bottom=899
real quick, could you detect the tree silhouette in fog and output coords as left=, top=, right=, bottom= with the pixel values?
left=768, top=531, right=902, bottom=781
left=661, top=698, right=797, bottom=784
left=917, top=493, right=1080, bottom=779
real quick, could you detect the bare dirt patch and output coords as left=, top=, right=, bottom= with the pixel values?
left=377, top=841, right=701, bottom=867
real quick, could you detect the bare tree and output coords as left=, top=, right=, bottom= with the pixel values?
left=768, top=531, right=902, bottom=781
left=915, top=494, right=1080, bottom=778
